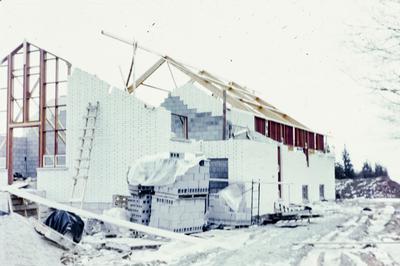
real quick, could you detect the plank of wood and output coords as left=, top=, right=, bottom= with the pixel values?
left=4, top=186, right=208, bottom=245
left=33, top=219, right=76, bottom=250
left=128, top=57, right=166, bottom=93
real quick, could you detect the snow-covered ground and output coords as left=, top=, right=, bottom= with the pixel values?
left=1, top=199, right=399, bottom=266
left=0, top=214, right=64, bottom=266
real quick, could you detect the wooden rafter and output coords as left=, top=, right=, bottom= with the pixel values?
left=128, top=57, right=166, bottom=94
left=166, top=57, right=253, bottom=112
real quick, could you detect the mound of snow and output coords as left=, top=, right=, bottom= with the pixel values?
left=127, top=152, right=205, bottom=186
left=103, top=208, right=130, bottom=221
left=0, top=214, right=64, bottom=266
left=336, top=176, right=400, bottom=199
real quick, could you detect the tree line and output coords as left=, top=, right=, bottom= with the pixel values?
left=335, top=147, right=388, bottom=179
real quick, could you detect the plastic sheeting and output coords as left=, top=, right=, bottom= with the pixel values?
left=218, top=184, right=246, bottom=212
left=127, top=152, right=205, bottom=186
left=44, top=210, right=85, bottom=243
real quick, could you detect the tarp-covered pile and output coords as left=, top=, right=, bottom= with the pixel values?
left=127, top=152, right=205, bottom=186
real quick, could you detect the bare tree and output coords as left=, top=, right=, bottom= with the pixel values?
left=353, top=0, right=400, bottom=138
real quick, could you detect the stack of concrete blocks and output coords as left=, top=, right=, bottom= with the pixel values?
left=112, top=194, right=129, bottom=209
left=208, top=192, right=251, bottom=227
left=127, top=185, right=154, bottom=225
left=149, top=155, right=210, bottom=234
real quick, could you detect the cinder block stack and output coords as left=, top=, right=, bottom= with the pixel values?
left=127, top=185, right=154, bottom=225
left=112, top=194, right=129, bottom=209
left=149, top=155, right=210, bottom=234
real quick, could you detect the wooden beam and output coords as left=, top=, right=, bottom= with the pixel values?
left=166, top=57, right=253, bottom=111
left=199, top=71, right=310, bottom=130
left=3, top=185, right=213, bottom=245
left=127, top=57, right=166, bottom=94
left=228, top=81, right=277, bottom=109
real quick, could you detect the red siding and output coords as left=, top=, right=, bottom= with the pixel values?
left=268, top=121, right=283, bottom=142
left=295, top=128, right=307, bottom=148
left=316, top=134, right=324, bottom=151
left=254, top=117, right=266, bottom=135
left=283, top=125, right=293, bottom=146
left=307, top=132, right=315, bottom=150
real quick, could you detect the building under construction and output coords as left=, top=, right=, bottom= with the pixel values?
left=0, top=34, right=335, bottom=229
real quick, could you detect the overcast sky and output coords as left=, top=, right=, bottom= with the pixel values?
left=1, top=0, right=399, bottom=181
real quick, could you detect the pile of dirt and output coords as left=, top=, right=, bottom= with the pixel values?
left=336, top=176, right=400, bottom=199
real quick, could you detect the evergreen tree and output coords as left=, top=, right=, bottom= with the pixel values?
left=360, top=161, right=374, bottom=178
left=335, top=162, right=346, bottom=179
left=374, top=163, right=388, bottom=177
left=342, top=147, right=355, bottom=179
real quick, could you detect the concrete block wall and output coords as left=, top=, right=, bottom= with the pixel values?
left=281, top=147, right=335, bottom=204
left=11, top=137, right=28, bottom=177
left=161, top=95, right=225, bottom=141
left=170, top=82, right=255, bottom=131
left=37, top=68, right=171, bottom=204
left=199, top=139, right=335, bottom=214
left=25, top=128, right=38, bottom=177
left=170, top=83, right=223, bottom=116
left=200, top=139, right=279, bottom=214
left=169, top=81, right=335, bottom=210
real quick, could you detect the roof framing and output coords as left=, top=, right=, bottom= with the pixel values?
left=101, top=31, right=316, bottom=132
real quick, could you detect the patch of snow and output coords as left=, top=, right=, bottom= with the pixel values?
left=0, top=214, right=64, bottom=266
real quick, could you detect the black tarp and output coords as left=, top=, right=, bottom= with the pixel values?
left=44, top=210, right=84, bottom=243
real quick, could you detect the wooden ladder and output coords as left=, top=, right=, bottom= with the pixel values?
left=70, top=101, right=99, bottom=209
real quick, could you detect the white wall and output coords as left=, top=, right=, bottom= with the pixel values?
left=171, top=83, right=223, bottom=116
left=281, top=147, right=335, bottom=204
left=38, top=68, right=171, bottom=203
left=0, top=168, right=7, bottom=186
left=37, top=71, right=335, bottom=213
left=200, top=139, right=279, bottom=214
left=198, top=139, right=335, bottom=214
left=227, top=108, right=255, bottom=130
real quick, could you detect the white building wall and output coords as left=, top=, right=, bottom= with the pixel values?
left=200, top=139, right=279, bottom=214
left=170, top=83, right=222, bottom=116
left=281, top=147, right=335, bottom=204
left=198, top=139, right=335, bottom=215
left=0, top=168, right=7, bottom=186
left=37, top=69, right=171, bottom=204
left=37, top=70, right=335, bottom=214
left=227, top=108, right=255, bottom=130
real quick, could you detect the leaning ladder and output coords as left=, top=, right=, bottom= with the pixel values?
left=70, top=101, right=100, bottom=209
